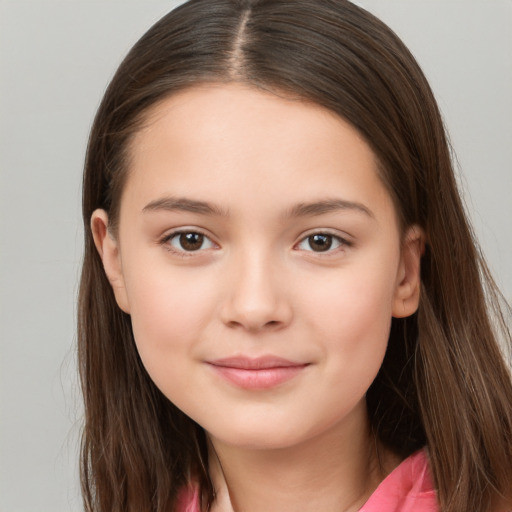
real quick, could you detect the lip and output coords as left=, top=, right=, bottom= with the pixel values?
left=206, top=356, right=309, bottom=390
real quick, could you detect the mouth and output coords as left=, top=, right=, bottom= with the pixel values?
left=206, top=356, right=310, bottom=390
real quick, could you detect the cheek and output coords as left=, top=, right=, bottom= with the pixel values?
left=299, top=258, right=398, bottom=380
left=122, top=262, right=218, bottom=381
left=301, top=255, right=397, bottom=333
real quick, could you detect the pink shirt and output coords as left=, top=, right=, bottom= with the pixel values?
left=177, top=449, right=438, bottom=512
left=360, top=449, right=437, bottom=512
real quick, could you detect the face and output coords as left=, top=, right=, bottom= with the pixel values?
left=92, top=84, right=423, bottom=451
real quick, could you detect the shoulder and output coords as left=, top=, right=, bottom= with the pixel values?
left=175, top=484, right=201, bottom=512
left=360, top=449, right=438, bottom=512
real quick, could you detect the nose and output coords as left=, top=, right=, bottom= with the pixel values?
left=219, top=251, right=293, bottom=332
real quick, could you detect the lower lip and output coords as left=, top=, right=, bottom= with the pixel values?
left=208, top=364, right=308, bottom=390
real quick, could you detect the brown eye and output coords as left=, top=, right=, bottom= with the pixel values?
left=296, top=233, right=348, bottom=253
left=308, top=234, right=333, bottom=252
left=166, top=231, right=215, bottom=252
left=179, top=232, right=204, bottom=251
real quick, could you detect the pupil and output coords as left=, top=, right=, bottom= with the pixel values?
left=180, top=232, right=203, bottom=251
left=309, top=234, right=332, bottom=252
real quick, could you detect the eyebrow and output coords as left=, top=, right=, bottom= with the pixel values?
left=142, top=196, right=374, bottom=219
left=142, top=196, right=228, bottom=216
left=286, top=198, right=374, bottom=219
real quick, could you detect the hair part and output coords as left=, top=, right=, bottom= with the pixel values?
left=79, top=1, right=512, bottom=511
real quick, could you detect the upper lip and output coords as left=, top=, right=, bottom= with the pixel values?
left=207, top=356, right=307, bottom=370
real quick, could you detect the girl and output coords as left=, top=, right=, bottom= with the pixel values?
left=78, top=1, right=512, bottom=511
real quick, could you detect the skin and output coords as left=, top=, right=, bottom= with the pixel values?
left=92, top=83, right=424, bottom=512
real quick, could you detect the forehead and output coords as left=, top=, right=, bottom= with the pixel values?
left=121, top=83, right=395, bottom=223
left=131, top=83, right=373, bottom=162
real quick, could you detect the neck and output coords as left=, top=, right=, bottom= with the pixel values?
left=207, top=402, right=398, bottom=512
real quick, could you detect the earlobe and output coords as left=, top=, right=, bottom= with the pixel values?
left=392, top=225, right=425, bottom=318
left=90, top=209, right=130, bottom=313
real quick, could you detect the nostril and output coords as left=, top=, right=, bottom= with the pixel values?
left=225, top=318, right=283, bottom=331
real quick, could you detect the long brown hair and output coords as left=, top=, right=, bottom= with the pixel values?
left=78, top=1, right=512, bottom=511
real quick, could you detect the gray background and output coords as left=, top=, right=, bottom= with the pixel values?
left=0, top=1, right=510, bottom=511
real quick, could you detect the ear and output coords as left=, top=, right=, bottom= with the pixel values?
left=392, top=225, right=425, bottom=318
left=90, top=209, right=130, bottom=313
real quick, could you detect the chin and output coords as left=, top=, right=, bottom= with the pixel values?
left=210, top=430, right=306, bottom=451
left=204, top=412, right=345, bottom=452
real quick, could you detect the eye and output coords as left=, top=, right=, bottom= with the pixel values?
left=164, top=231, right=216, bottom=252
left=296, top=233, right=348, bottom=253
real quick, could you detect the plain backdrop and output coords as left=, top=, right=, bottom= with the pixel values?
left=0, top=1, right=510, bottom=511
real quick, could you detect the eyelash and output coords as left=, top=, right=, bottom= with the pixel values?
left=295, top=231, right=352, bottom=254
left=159, top=229, right=352, bottom=257
left=160, top=229, right=217, bottom=257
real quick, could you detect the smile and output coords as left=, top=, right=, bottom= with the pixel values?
left=206, top=356, right=310, bottom=390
